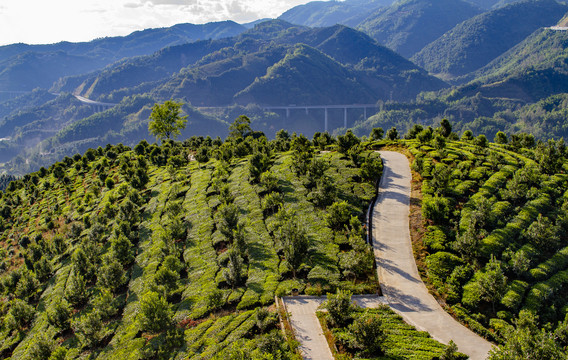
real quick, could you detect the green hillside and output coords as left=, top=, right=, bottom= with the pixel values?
left=412, top=0, right=568, bottom=80
left=403, top=131, right=568, bottom=356
left=469, top=27, right=568, bottom=84
left=0, top=124, right=385, bottom=359
left=79, top=22, right=444, bottom=105
left=357, top=0, right=482, bottom=58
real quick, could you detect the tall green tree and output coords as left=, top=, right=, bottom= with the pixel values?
left=148, top=100, right=188, bottom=142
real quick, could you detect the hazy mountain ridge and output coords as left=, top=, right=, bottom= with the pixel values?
left=357, top=0, right=483, bottom=57
left=412, top=0, right=568, bottom=80
left=75, top=21, right=445, bottom=106
left=278, top=0, right=393, bottom=27
left=0, top=21, right=247, bottom=92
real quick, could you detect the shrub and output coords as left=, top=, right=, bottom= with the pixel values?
left=422, top=195, right=450, bottom=224
left=5, top=299, right=35, bottom=331
left=327, top=201, right=351, bottom=230
left=348, top=310, right=386, bottom=356
left=47, top=298, right=72, bottom=330
left=72, top=310, right=103, bottom=348
left=324, top=289, right=354, bottom=328
left=139, top=291, right=173, bottom=333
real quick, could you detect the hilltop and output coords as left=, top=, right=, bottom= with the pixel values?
left=1, top=119, right=568, bottom=358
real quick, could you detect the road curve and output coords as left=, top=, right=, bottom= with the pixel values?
left=373, top=151, right=493, bottom=360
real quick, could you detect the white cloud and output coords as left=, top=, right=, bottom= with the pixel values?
left=0, top=0, right=314, bottom=46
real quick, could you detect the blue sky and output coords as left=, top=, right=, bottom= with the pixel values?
left=0, top=0, right=313, bottom=46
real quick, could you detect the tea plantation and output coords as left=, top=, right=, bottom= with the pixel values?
left=0, top=121, right=383, bottom=359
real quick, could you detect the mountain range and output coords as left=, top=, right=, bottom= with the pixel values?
left=412, top=0, right=568, bottom=80
left=1, top=0, right=568, bottom=175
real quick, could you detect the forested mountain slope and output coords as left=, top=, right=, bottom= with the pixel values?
left=0, top=21, right=447, bottom=175
left=0, top=21, right=246, bottom=92
left=412, top=0, right=568, bottom=80
left=356, top=0, right=483, bottom=58
left=77, top=21, right=444, bottom=104
left=468, top=27, right=568, bottom=84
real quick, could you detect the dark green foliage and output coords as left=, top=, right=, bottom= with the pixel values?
left=5, top=299, right=35, bottom=331
left=72, top=310, right=103, bottom=348
left=337, top=130, right=361, bottom=154
left=248, top=152, right=271, bottom=183
left=64, top=271, right=87, bottom=307
left=139, top=291, right=173, bottom=333
left=327, top=201, right=352, bottom=230
left=98, top=254, right=127, bottom=293
left=348, top=310, right=387, bottom=356
left=28, top=331, right=56, bottom=360
left=386, top=127, right=398, bottom=140
left=369, top=127, right=384, bottom=141
left=488, top=311, right=565, bottom=359
left=277, top=216, right=310, bottom=278
left=325, top=289, right=355, bottom=328
left=47, top=298, right=72, bottom=330
left=0, top=132, right=379, bottom=358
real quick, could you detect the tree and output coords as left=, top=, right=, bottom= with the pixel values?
left=217, top=203, right=240, bottom=240
left=494, top=131, right=508, bottom=144
left=369, top=127, right=384, bottom=141
left=461, top=130, right=474, bottom=141
left=278, top=219, right=310, bottom=278
left=324, top=289, right=354, bottom=327
left=337, top=130, right=360, bottom=154
left=223, top=249, right=246, bottom=288
left=65, top=271, right=87, bottom=307
left=489, top=311, right=565, bottom=360
left=229, top=115, right=252, bottom=139
left=249, top=153, right=270, bottom=183
left=477, top=255, right=507, bottom=313
left=139, top=291, right=173, bottom=333
left=386, top=127, right=399, bottom=140
left=47, top=298, right=72, bottom=330
left=92, top=288, right=118, bottom=320
left=72, top=310, right=103, bottom=348
left=349, top=310, right=387, bottom=356
left=148, top=100, right=188, bottom=142
left=28, top=330, right=56, bottom=360
left=97, top=255, right=127, bottom=294
left=439, top=118, right=452, bottom=137
left=523, top=214, right=560, bottom=253
left=327, top=201, right=352, bottom=230
left=5, top=299, right=35, bottom=331
left=440, top=340, right=460, bottom=360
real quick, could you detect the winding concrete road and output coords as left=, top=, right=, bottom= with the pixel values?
left=373, top=151, right=493, bottom=360
left=283, top=295, right=386, bottom=360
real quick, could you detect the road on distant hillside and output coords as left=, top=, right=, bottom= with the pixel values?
left=373, top=151, right=494, bottom=360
